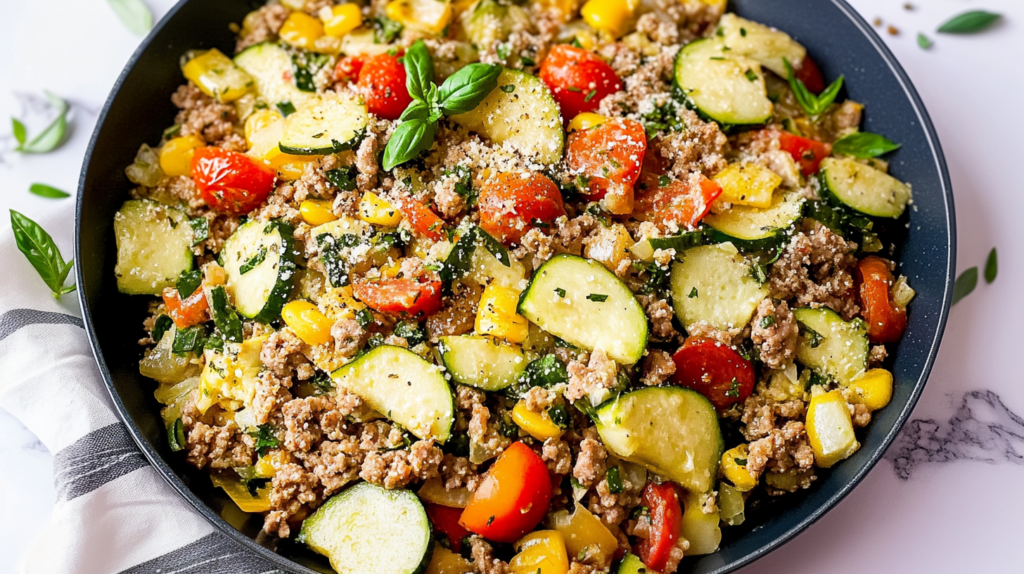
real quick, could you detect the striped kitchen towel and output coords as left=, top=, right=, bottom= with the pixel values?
left=0, top=201, right=281, bottom=574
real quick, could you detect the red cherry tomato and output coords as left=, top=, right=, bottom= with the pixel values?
left=634, top=172, right=722, bottom=232
left=795, top=55, right=826, bottom=94
left=636, top=482, right=682, bottom=573
left=353, top=278, right=443, bottom=317
left=539, top=45, right=622, bottom=121
left=672, top=337, right=755, bottom=411
left=478, top=172, right=567, bottom=245
left=334, top=55, right=365, bottom=84
left=357, top=52, right=412, bottom=120
left=190, top=147, right=276, bottom=215
left=856, top=256, right=907, bottom=344
left=777, top=131, right=831, bottom=176
left=162, top=286, right=209, bottom=329
left=425, top=504, right=471, bottom=553
left=392, top=194, right=446, bottom=242
left=460, top=442, right=552, bottom=543
left=567, top=118, right=647, bottom=202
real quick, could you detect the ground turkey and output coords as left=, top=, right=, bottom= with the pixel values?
left=768, top=220, right=860, bottom=320
left=750, top=299, right=799, bottom=369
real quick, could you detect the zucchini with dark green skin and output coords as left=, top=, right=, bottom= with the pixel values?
left=439, top=335, right=529, bottom=391
left=220, top=220, right=295, bottom=323
left=673, top=38, right=773, bottom=133
left=233, top=42, right=311, bottom=108
left=279, top=91, right=369, bottom=155
left=793, top=306, right=869, bottom=387
left=819, top=157, right=912, bottom=218
left=704, top=191, right=805, bottom=251
left=113, top=199, right=194, bottom=295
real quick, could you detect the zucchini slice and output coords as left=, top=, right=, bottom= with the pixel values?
left=221, top=220, right=296, bottom=322
left=819, top=157, right=912, bottom=218
left=594, top=386, right=723, bottom=493
left=704, top=191, right=804, bottom=242
left=793, top=307, right=868, bottom=387
left=113, top=199, right=193, bottom=295
left=233, top=42, right=311, bottom=108
left=517, top=254, right=648, bottom=365
left=670, top=243, right=768, bottom=331
left=331, top=345, right=454, bottom=443
left=673, top=38, right=773, bottom=132
left=297, top=482, right=432, bottom=574
left=439, top=335, right=529, bottom=391
left=450, top=69, right=564, bottom=165
left=279, top=91, right=369, bottom=155
left=617, top=554, right=647, bottom=574
left=718, top=13, right=807, bottom=78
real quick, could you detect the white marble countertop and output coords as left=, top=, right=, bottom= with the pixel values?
left=1, top=0, right=1021, bottom=572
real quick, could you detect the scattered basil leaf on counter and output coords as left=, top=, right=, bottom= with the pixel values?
left=11, top=118, right=27, bottom=145
left=29, top=183, right=70, bottom=199
left=107, top=0, right=153, bottom=36
left=832, top=132, right=901, bottom=158
left=938, top=10, right=1002, bottom=34
left=15, top=92, right=69, bottom=154
left=951, top=266, right=978, bottom=305
left=784, top=58, right=843, bottom=118
left=10, top=209, right=75, bottom=298
left=917, top=33, right=933, bottom=49
left=984, top=248, right=998, bottom=284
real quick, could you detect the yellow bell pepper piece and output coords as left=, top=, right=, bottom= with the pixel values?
left=386, top=0, right=453, bottom=35
left=321, top=3, right=364, bottom=37
left=680, top=491, right=721, bottom=555
left=255, top=450, right=290, bottom=478
left=181, top=48, right=254, bottom=103
left=358, top=191, right=403, bottom=226
left=418, top=477, right=471, bottom=508
left=282, top=301, right=335, bottom=346
left=244, top=109, right=283, bottom=148
left=720, top=444, right=757, bottom=492
left=426, top=545, right=477, bottom=574
left=300, top=199, right=338, bottom=226
left=261, top=145, right=320, bottom=181
left=581, top=0, right=637, bottom=39
left=509, top=531, right=570, bottom=574
left=713, top=163, right=782, bottom=209
left=806, top=389, right=860, bottom=468
left=512, top=400, right=563, bottom=441
left=567, top=112, right=608, bottom=132
left=280, top=12, right=326, bottom=50
left=549, top=505, right=618, bottom=566
left=196, top=337, right=267, bottom=414
left=318, top=285, right=367, bottom=322
left=476, top=284, right=529, bottom=344
left=211, top=474, right=272, bottom=513
left=847, top=368, right=893, bottom=412
left=159, top=135, right=204, bottom=177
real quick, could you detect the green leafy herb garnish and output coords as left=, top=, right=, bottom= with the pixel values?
left=13, top=92, right=68, bottom=154
left=276, top=101, right=296, bottom=117
left=938, top=10, right=1002, bottom=34
left=210, top=286, right=243, bottom=343
left=500, top=84, right=516, bottom=94
left=152, top=315, right=173, bottom=343
left=555, top=287, right=566, bottom=298
left=917, top=33, right=933, bottom=49
left=29, top=183, right=70, bottom=199
left=10, top=210, right=75, bottom=297
left=107, top=0, right=153, bottom=36
left=952, top=266, right=978, bottom=305
left=584, top=89, right=597, bottom=102
left=167, top=418, right=186, bottom=452
left=355, top=308, right=373, bottom=328
left=548, top=404, right=570, bottom=429
left=508, top=355, right=570, bottom=398
left=606, top=466, right=623, bottom=494
left=394, top=320, right=427, bottom=347
left=802, top=325, right=823, bottom=348
left=985, top=248, right=998, bottom=284
left=311, top=371, right=334, bottom=395
left=326, top=166, right=358, bottom=191
left=744, top=69, right=758, bottom=82
left=832, top=132, right=901, bottom=158
left=248, top=424, right=281, bottom=457
left=374, top=15, right=404, bottom=44
left=689, top=287, right=698, bottom=298
left=760, top=315, right=776, bottom=328
left=189, top=217, right=209, bottom=246
left=784, top=58, right=844, bottom=118
left=239, top=246, right=267, bottom=275
left=176, top=269, right=202, bottom=297
left=172, top=325, right=205, bottom=356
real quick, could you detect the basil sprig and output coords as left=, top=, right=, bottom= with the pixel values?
left=938, top=10, right=1002, bottom=34
left=29, top=183, right=70, bottom=199
left=12, top=92, right=68, bottom=154
left=10, top=210, right=75, bottom=298
left=107, top=0, right=153, bottom=36
left=382, top=40, right=502, bottom=171
left=832, top=132, right=901, bottom=158
left=783, top=58, right=844, bottom=119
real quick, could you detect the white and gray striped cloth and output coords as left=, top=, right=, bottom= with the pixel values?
left=0, top=202, right=281, bottom=573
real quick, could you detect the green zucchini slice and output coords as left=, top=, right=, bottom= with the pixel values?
left=669, top=243, right=768, bottom=331
left=113, top=199, right=193, bottom=295
left=439, top=335, right=529, bottom=391
left=718, top=13, right=806, bottom=78
left=704, top=191, right=804, bottom=242
left=279, top=91, right=369, bottom=155
left=819, top=157, right=912, bottom=218
left=793, top=306, right=869, bottom=387
left=220, top=220, right=296, bottom=322
left=673, top=38, right=773, bottom=132
left=233, top=42, right=311, bottom=108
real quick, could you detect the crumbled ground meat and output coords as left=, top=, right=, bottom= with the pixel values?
left=302, top=437, right=362, bottom=496
left=597, top=47, right=676, bottom=117
left=685, top=321, right=740, bottom=346
left=588, top=471, right=641, bottom=526
left=426, top=282, right=483, bottom=342
left=354, top=117, right=392, bottom=191
left=171, top=84, right=238, bottom=146
left=663, top=536, right=690, bottom=574
left=523, top=386, right=556, bottom=412
left=638, top=295, right=678, bottom=341
left=512, top=215, right=598, bottom=269
left=746, top=421, right=815, bottom=480
left=253, top=371, right=293, bottom=425
left=433, top=177, right=467, bottom=219
left=573, top=427, right=608, bottom=487
left=359, top=440, right=444, bottom=489
left=769, top=220, right=860, bottom=320
left=186, top=421, right=254, bottom=470
left=264, top=462, right=320, bottom=538
left=440, top=453, right=482, bottom=492
left=565, top=350, right=618, bottom=404
left=869, top=344, right=888, bottom=367
left=236, top=3, right=290, bottom=53
left=470, top=536, right=509, bottom=574
left=542, top=436, right=573, bottom=474
left=741, top=393, right=807, bottom=441
left=293, top=154, right=342, bottom=202
left=636, top=11, right=680, bottom=45
left=468, top=402, right=511, bottom=462
left=331, top=318, right=367, bottom=358
left=750, top=299, right=799, bottom=370
left=641, top=349, right=676, bottom=386
left=261, top=329, right=308, bottom=378
left=332, top=187, right=360, bottom=218
left=282, top=395, right=361, bottom=452
left=650, top=108, right=729, bottom=178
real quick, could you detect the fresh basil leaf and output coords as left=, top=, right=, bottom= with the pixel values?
left=316, top=234, right=352, bottom=288
left=984, top=248, right=997, bottom=284
left=152, top=315, right=174, bottom=343
left=210, top=286, right=244, bottom=342
left=832, top=132, right=901, bottom=158
left=784, top=59, right=843, bottom=118
left=403, top=40, right=434, bottom=103
left=239, top=246, right=268, bottom=275
left=19, top=92, right=68, bottom=154
left=276, top=101, right=296, bottom=117
left=399, top=100, right=431, bottom=122
left=382, top=117, right=437, bottom=171
left=176, top=269, right=203, bottom=297
left=190, top=217, right=209, bottom=245
left=172, top=325, right=205, bottom=356
left=29, top=183, right=70, bottom=199
left=436, top=63, right=502, bottom=115
left=507, top=355, right=569, bottom=398
left=326, top=166, right=358, bottom=191
left=815, top=75, right=845, bottom=113
left=951, top=266, right=978, bottom=305
left=9, top=209, right=75, bottom=298
left=11, top=118, right=26, bottom=146
left=107, top=0, right=153, bottom=36
left=917, top=33, right=933, bottom=49
left=938, top=10, right=1002, bottom=34
left=289, top=48, right=331, bottom=92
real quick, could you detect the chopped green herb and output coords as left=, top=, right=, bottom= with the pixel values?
left=587, top=293, right=608, bottom=302
left=744, top=68, right=758, bottom=82
left=688, top=287, right=698, bottom=298
left=209, top=286, right=243, bottom=343
left=394, top=320, right=427, bottom=347
left=554, top=287, right=566, bottom=298
left=584, top=89, right=597, bottom=102
left=162, top=124, right=182, bottom=139
left=355, top=308, right=373, bottom=328
left=172, top=325, right=205, bottom=356
left=740, top=27, right=747, bottom=37
left=547, top=404, right=570, bottom=429
left=760, top=315, right=776, bottom=328
left=176, top=269, right=202, bottom=297
left=724, top=378, right=741, bottom=398
left=734, top=457, right=747, bottom=466
left=239, top=246, right=267, bottom=275
left=190, top=217, right=209, bottom=245
left=247, top=424, right=281, bottom=457
left=508, top=355, right=569, bottom=397
left=658, top=175, right=670, bottom=188
left=806, top=370, right=829, bottom=390
left=373, top=15, right=404, bottom=43
left=917, top=32, right=933, bottom=49
left=521, top=55, right=536, bottom=66
left=326, top=166, right=358, bottom=191
left=152, top=315, right=173, bottom=343
left=496, top=43, right=511, bottom=60
left=606, top=466, right=623, bottom=494
left=500, top=84, right=515, bottom=94
left=566, top=86, right=582, bottom=93
left=276, top=101, right=296, bottom=116
left=802, top=325, right=823, bottom=349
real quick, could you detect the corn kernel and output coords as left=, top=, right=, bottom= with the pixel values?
left=358, top=191, right=403, bottom=226
left=476, top=284, right=530, bottom=344
left=807, top=389, right=860, bottom=468
left=300, top=199, right=338, bottom=226
left=567, top=112, right=608, bottom=132
left=509, top=531, right=570, bottom=574
left=512, top=400, right=563, bottom=441
left=282, top=301, right=334, bottom=346
left=847, top=368, right=893, bottom=412
left=279, top=12, right=326, bottom=50
left=720, top=445, right=757, bottom=492
left=182, top=48, right=254, bottom=103
left=159, top=135, right=204, bottom=177
left=386, top=0, right=453, bottom=35
left=320, top=3, right=363, bottom=37
left=581, top=0, right=637, bottom=39
left=713, top=163, right=782, bottom=208
left=244, top=109, right=283, bottom=148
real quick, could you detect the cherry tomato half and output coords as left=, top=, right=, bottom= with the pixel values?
left=672, top=337, right=755, bottom=411
left=777, top=131, right=831, bottom=176
left=539, top=45, right=622, bottom=121
left=460, top=441, right=552, bottom=543
left=636, top=482, right=682, bottom=573
left=856, top=256, right=907, bottom=344
left=353, top=278, right=443, bottom=317
left=567, top=118, right=647, bottom=211
left=162, top=286, right=209, bottom=329
left=334, top=55, right=365, bottom=84
left=634, top=172, right=722, bottom=233
left=425, top=503, right=472, bottom=553
left=191, top=147, right=276, bottom=215
left=392, top=194, right=447, bottom=242
left=357, top=52, right=412, bottom=120
left=478, top=172, right=567, bottom=245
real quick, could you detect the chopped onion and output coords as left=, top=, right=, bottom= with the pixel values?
left=125, top=143, right=164, bottom=187
left=892, top=275, right=916, bottom=308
